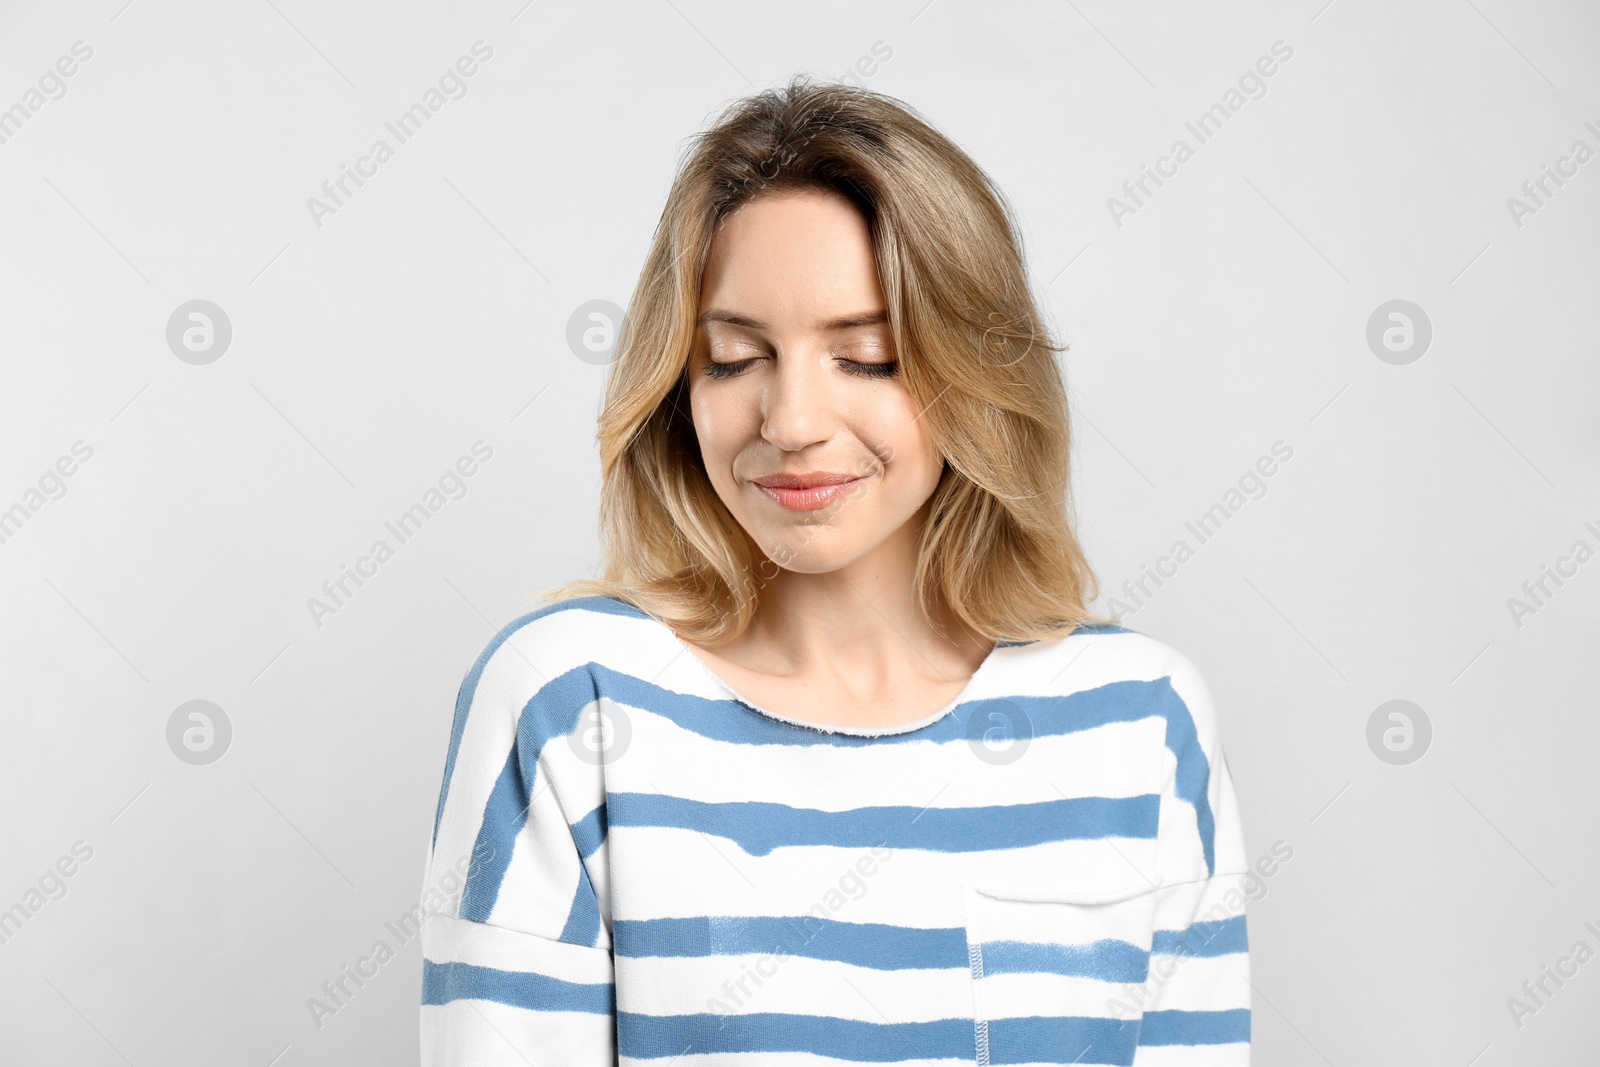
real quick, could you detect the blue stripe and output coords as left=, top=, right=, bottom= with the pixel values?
left=460, top=663, right=606, bottom=926
left=1073, top=621, right=1133, bottom=635
left=459, top=748, right=526, bottom=921
left=421, top=958, right=614, bottom=1015
left=613, top=915, right=968, bottom=970
left=981, top=937, right=1149, bottom=983
left=1154, top=681, right=1218, bottom=875
left=1138, top=1007, right=1251, bottom=1045
left=595, top=666, right=1172, bottom=750
left=559, top=854, right=603, bottom=946
left=426, top=1001, right=1253, bottom=1062
left=431, top=595, right=644, bottom=848
left=613, top=1009, right=1226, bottom=1063
left=985, top=1015, right=1140, bottom=1065
left=605, top=791, right=1159, bottom=857
left=571, top=802, right=607, bottom=859
left=618, top=1010, right=975, bottom=1061
left=1152, top=914, right=1248, bottom=958
left=607, top=915, right=1242, bottom=976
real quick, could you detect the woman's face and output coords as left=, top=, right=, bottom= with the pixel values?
left=687, top=186, right=944, bottom=576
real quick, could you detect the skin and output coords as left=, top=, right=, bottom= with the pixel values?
left=681, top=185, right=993, bottom=731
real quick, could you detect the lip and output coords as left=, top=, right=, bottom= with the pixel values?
left=752, top=471, right=860, bottom=489
left=751, top=471, right=865, bottom=512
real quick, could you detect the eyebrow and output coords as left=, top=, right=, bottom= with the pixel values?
left=697, top=309, right=888, bottom=332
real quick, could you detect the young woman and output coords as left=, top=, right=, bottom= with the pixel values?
left=421, top=76, right=1251, bottom=1065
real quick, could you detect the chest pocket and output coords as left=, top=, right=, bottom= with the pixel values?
left=962, top=880, right=1162, bottom=1066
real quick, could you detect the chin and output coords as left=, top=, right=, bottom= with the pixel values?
left=763, top=552, right=853, bottom=576
left=762, top=525, right=885, bottom=572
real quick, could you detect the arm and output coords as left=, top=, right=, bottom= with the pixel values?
left=421, top=626, right=616, bottom=1064
left=1134, top=649, right=1252, bottom=1064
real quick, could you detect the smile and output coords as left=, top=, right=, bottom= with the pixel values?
left=751, top=475, right=865, bottom=512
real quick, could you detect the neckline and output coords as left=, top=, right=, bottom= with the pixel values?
left=660, top=622, right=1027, bottom=738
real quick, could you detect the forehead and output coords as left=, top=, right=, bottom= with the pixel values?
left=699, top=188, right=884, bottom=327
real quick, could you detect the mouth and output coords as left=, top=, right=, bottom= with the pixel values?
left=751, top=471, right=866, bottom=512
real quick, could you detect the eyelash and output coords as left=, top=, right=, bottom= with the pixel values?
left=703, top=356, right=899, bottom=381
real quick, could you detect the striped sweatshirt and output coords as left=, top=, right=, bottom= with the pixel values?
left=420, top=594, right=1252, bottom=1065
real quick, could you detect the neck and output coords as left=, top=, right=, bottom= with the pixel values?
left=732, top=515, right=987, bottom=678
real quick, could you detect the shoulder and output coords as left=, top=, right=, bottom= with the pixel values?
left=1111, top=629, right=1223, bottom=749
left=1028, top=622, right=1222, bottom=740
left=1032, top=619, right=1201, bottom=686
left=457, top=594, right=656, bottom=697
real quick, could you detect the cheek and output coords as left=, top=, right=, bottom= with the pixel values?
left=689, top=383, right=733, bottom=448
left=688, top=382, right=758, bottom=483
left=854, top=389, right=941, bottom=479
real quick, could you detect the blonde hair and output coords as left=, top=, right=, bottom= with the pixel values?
left=539, top=74, right=1111, bottom=645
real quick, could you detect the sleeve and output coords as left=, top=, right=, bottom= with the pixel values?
left=1133, top=649, right=1252, bottom=1064
left=419, top=629, right=617, bottom=1065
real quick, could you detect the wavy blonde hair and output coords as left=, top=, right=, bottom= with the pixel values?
left=539, top=74, right=1110, bottom=645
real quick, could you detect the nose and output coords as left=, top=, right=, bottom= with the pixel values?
left=759, top=347, right=837, bottom=452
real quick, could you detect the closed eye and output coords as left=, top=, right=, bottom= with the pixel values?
left=839, top=358, right=899, bottom=379
left=703, top=358, right=758, bottom=380
left=699, top=352, right=899, bottom=381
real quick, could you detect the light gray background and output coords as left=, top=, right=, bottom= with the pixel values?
left=2, top=0, right=1597, bottom=1063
